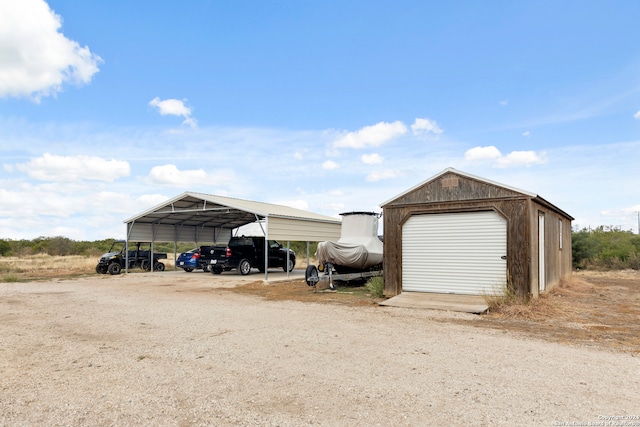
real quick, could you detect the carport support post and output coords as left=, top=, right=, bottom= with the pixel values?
left=263, top=217, right=269, bottom=282
left=286, top=241, right=290, bottom=277
left=306, top=242, right=310, bottom=270
left=264, top=236, right=269, bottom=281
left=125, top=221, right=134, bottom=274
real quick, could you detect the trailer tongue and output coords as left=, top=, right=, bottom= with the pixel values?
left=305, top=212, right=383, bottom=290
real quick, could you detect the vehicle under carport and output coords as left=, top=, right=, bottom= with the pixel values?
left=122, top=192, right=342, bottom=280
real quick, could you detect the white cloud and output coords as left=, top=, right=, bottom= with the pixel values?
left=522, top=131, right=531, bottom=137
left=499, top=100, right=509, bottom=106
left=0, top=0, right=102, bottom=100
left=366, top=170, right=399, bottom=182
left=465, top=146, right=546, bottom=168
left=138, top=194, right=172, bottom=209
left=144, top=164, right=236, bottom=188
left=145, top=164, right=208, bottom=187
left=323, top=160, right=339, bottom=170
left=634, top=111, right=640, bottom=120
left=149, top=97, right=198, bottom=128
left=464, top=146, right=502, bottom=161
left=15, top=153, right=130, bottom=182
left=411, top=118, right=443, bottom=137
left=496, top=150, right=547, bottom=168
left=361, top=153, right=384, bottom=165
left=320, top=202, right=345, bottom=212
left=333, top=121, right=407, bottom=148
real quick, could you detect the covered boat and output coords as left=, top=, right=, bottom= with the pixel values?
left=315, top=212, right=383, bottom=273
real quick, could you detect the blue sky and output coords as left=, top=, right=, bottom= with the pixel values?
left=1, top=0, right=640, bottom=240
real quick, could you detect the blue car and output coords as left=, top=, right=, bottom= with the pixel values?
left=176, top=249, right=201, bottom=272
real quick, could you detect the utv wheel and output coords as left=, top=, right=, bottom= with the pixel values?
left=108, top=263, right=121, bottom=275
left=154, top=262, right=165, bottom=271
left=96, top=265, right=107, bottom=274
left=283, top=258, right=295, bottom=273
left=238, top=259, right=251, bottom=275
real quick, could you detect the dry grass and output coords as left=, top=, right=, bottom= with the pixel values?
left=472, top=272, right=640, bottom=353
left=0, top=254, right=178, bottom=282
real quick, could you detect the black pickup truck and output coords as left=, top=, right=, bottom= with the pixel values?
left=220, top=236, right=295, bottom=275
left=198, top=245, right=228, bottom=274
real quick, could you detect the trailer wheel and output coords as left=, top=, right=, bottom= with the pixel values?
left=305, top=265, right=319, bottom=287
left=108, top=263, right=121, bottom=275
left=238, top=259, right=251, bottom=275
left=154, top=262, right=165, bottom=271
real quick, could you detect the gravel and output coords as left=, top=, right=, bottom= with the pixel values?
left=1, top=272, right=639, bottom=426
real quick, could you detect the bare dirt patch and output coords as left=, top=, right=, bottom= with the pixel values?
left=223, top=270, right=640, bottom=354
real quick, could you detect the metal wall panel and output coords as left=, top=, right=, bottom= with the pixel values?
left=402, top=211, right=507, bottom=295
left=267, top=217, right=341, bottom=242
left=127, top=223, right=232, bottom=244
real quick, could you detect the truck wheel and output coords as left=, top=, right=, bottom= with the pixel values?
left=211, top=265, right=223, bottom=275
left=154, top=262, right=165, bottom=271
left=305, top=265, right=319, bottom=286
left=283, top=258, right=295, bottom=273
left=108, top=263, right=121, bottom=275
left=238, top=259, right=251, bottom=275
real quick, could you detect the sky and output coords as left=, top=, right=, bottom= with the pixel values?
left=1, top=0, right=640, bottom=241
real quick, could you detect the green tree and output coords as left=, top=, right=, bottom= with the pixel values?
left=0, top=239, right=11, bottom=256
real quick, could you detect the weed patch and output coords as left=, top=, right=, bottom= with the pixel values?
left=365, top=276, right=385, bottom=298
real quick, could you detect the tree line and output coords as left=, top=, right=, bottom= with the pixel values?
left=0, top=237, right=316, bottom=260
left=572, top=227, right=640, bottom=269
left=1, top=229, right=639, bottom=270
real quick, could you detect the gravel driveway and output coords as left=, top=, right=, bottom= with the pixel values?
left=1, top=272, right=638, bottom=426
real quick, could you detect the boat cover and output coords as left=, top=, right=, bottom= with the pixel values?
left=316, top=212, right=383, bottom=269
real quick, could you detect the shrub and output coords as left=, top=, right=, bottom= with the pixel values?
left=365, top=276, right=384, bottom=298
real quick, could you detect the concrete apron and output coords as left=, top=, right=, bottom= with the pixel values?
left=380, top=291, right=489, bottom=314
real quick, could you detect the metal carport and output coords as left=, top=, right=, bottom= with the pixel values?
left=123, top=192, right=342, bottom=279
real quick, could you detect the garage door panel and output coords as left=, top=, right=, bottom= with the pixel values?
left=402, top=211, right=506, bottom=295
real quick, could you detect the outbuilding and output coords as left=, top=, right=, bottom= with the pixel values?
left=123, top=192, right=342, bottom=279
left=381, top=168, right=573, bottom=298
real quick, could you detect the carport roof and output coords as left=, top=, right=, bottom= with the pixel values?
left=124, top=191, right=341, bottom=235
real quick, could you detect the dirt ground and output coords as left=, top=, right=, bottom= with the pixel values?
left=223, top=269, right=640, bottom=354
left=1, top=269, right=639, bottom=426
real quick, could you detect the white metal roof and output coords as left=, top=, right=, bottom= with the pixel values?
left=124, top=192, right=342, bottom=243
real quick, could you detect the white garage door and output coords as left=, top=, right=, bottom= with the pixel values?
left=402, top=211, right=507, bottom=295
